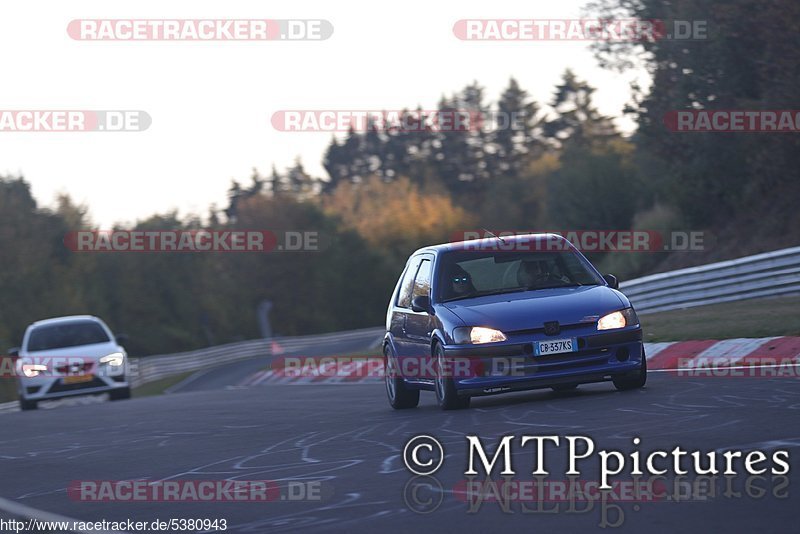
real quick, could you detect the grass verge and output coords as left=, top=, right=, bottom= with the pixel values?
left=640, top=295, right=800, bottom=342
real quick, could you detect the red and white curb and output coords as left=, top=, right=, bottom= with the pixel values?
left=240, top=337, right=800, bottom=386
left=241, top=358, right=383, bottom=386
left=645, top=336, right=800, bottom=370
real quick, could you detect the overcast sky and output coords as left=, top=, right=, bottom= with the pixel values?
left=1, top=0, right=646, bottom=227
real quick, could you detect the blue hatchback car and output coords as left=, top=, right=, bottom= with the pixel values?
left=383, top=233, right=646, bottom=409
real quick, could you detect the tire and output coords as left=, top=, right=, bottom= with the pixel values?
left=613, top=347, right=647, bottom=391
left=551, top=384, right=579, bottom=393
left=19, top=397, right=38, bottom=411
left=434, top=343, right=470, bottom=410
left=109, top=386, right=131, bottom=401
left=384, top=346, right=419, bottom=409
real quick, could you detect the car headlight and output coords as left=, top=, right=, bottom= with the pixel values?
left=597, top=308, right=638, bottom=331
left=99, top=352, right=125, bottom=366
left=22, top=364, right=47, bottom=378
left=454, top=326, right=507, bottom=344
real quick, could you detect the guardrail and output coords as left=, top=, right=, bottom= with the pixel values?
left=620, top=246, right=800, bottom=314
left=129, top=326, right=384, bottom=388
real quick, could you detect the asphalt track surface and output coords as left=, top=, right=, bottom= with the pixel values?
left=1, top=337, right=798, bottom=533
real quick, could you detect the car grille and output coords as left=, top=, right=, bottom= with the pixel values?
left=47, top=377, right=106, bottom=394
left=531, top=351, right=610, bottom=372
left=506, top=322, right=586, bottom=337
left=55, top=361, right=93, bottom=374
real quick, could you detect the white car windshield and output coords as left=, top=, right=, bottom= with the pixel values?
left=27, top=321, right=111, bottom=351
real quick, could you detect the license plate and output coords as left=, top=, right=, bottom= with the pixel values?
left=535, top=338, right=577, bottom=356
left=63, top=374, right=93, bottom=384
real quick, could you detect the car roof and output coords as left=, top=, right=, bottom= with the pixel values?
left=410, top=233, right=569, bottom=257
left=29, top=315, right=102, bottom=327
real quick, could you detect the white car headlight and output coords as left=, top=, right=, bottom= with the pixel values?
left=22, top=364, right=47, bottom=378
left=99, top=352, right=125, bottom=366
left=454, top=326, right=507, bottom=344
left=597, top=308, right=638, bottom=331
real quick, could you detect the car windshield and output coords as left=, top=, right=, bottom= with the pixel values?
left=438, top=248, right=604, bottom=302
left=27, top=321, right=110, bottom=351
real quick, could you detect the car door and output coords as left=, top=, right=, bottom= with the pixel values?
left=390, top=256, right=422, bottom=362
left=404, top=255, right=435, bottom=381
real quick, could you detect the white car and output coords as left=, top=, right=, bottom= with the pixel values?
left=11, top=315, right=131, bottom=410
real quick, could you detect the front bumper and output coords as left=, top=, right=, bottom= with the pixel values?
left=18, top=363, right=130, bottom=401
left=443, top=326, right=643, bottom=396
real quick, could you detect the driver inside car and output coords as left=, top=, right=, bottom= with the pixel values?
left=449, top=266, right=476, bottom=299
left=517, top=259, right=557, bottom=288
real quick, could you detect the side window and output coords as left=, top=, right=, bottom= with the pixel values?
left=412, top=259, right=432, bottom=300
left=396, top=258, right=421, bottom=308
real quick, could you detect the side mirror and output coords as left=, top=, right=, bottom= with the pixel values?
left=410, top=295, right=432, bottom=314
left=7, top=347, right=19, bottom=358
left=603, top=274, right=619, bottom=290
left=115, top=334, right=129, bottom=345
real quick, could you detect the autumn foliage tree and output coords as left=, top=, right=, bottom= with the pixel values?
left=323, top=175, right=473, bottom=265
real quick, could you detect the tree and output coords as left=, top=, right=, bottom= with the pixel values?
left=546, top=139, right=641, bottom=231
left=490, top=78, right=543, bottom=180
left=281, top=159, right=320, bottom=199
left=430, top=83, right=492, bottom=199
left=323, top=175, right=473, bottom=265
left=323, top=126, right=366, bottom=191
left=544, top=70, right=617, bottom=147
left=587, top=0, right=800, bottom=228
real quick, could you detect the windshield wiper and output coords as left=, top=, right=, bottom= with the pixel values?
left=442, top=286, right=525, bottom=302
left=533, top=282, right=597, bottom=290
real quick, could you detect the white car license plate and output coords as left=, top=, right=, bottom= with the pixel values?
left=535, top=338, right=577, bottom=356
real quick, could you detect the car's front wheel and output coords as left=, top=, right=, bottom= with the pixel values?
left=434, top=343, right=470, bottom=410
left=613, top=348, right=647, bottom=391
left=109, top=386, right=131, bottom=401
left=19, top=396, right=38, bottom=410
left=385, top=346, right=419, bottom=409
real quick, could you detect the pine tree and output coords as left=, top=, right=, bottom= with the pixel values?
left=491, top=77, right=542, bottom=180
left=543, top=70, right=616, bottom=147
